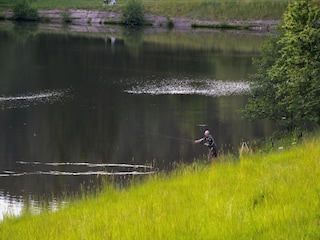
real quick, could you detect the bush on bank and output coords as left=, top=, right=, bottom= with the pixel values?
left=121, top=0, right=145, bottom=26
left=12, top=0, right=39, bottom=21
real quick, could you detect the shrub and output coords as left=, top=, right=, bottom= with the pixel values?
left=61, top=11, right=72, bottom=23
left=166, top=16, right=174, bottom=28
left=12, top=0, right=39, bottom=21
left=121, top=0, right=145, bottom=26
left=41, top=15, right=51, bottom=22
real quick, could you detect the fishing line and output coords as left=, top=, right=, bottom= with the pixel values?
left=136, top=128, right=194, bottom=143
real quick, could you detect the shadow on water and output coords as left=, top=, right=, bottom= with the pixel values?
left=122, top=26, right=145, bottom=57
left=10, top=21, right=39, bottom=43
left=0, top=22, right=276, bottom=219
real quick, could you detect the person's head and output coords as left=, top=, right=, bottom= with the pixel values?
left=204, top=130, right=210, bottom=137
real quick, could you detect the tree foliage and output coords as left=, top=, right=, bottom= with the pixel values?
left=243, top=0, right=320, bottom=129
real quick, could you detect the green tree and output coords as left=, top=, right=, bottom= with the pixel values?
left=243, top=0, right=320, bottom=129
left=121, top=0, right=145, bottom=26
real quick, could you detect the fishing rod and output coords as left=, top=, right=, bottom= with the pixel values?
left=136, top=128, right=194, bottom=143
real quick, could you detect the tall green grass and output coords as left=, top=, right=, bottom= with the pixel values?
left=1, top=133, right=320, bottom=239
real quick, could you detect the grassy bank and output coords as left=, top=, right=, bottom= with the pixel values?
left=144, top=0, right=289, bottom=20
left=1, top=133, right=320, bottom=239
left=0, top=0, right=290, bottom=20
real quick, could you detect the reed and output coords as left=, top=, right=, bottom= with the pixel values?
left=1, top=132, right=320, bottom=239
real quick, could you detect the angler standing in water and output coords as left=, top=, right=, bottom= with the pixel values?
left=194, top=130, right=218, bottom=159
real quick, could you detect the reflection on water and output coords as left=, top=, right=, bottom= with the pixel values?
left=0, top=194, right=23, bottom=221
left=0, top=89, right=69, bottom=109
left=125, top=78, right=250, bottom=96
left=0, top=23, right=275, bottom=220
left=0, top=192, right=65, bottom=221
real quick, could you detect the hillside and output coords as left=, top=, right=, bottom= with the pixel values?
left=1, top=133, right=320, bottom=239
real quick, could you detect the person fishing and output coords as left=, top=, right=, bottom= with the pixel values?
left=194, top=130, right=218, bottom=158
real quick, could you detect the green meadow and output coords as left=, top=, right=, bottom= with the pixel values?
left=1, top=132, right=320, bottom=239
left=0, top=0, right=291, bottom=20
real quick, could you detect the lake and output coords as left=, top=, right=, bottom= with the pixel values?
left=0, top=22, right=274, bottom=219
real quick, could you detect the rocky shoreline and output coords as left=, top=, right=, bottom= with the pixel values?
left=1, top=9, right=279, bottom=32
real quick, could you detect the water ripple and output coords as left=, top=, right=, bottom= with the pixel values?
left=16, top=161, right=153, bottom=169
left=0, top=161, right=155, bottom=177
left=0, top=171, right=155, bottom=177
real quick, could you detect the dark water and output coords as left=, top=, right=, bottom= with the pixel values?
left=0, top=22, right=274, bottom=219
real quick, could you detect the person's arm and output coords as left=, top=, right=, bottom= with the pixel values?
left=194, top=138, right=204, bottom=144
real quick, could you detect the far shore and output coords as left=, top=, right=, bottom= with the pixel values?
left=0, top=9, right=280, bottom=32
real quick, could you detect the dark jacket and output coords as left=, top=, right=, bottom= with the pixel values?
left=201, top=135, right=217, bottom=149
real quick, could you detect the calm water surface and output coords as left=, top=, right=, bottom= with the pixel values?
left=0, top=22, right=274, bottom=219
